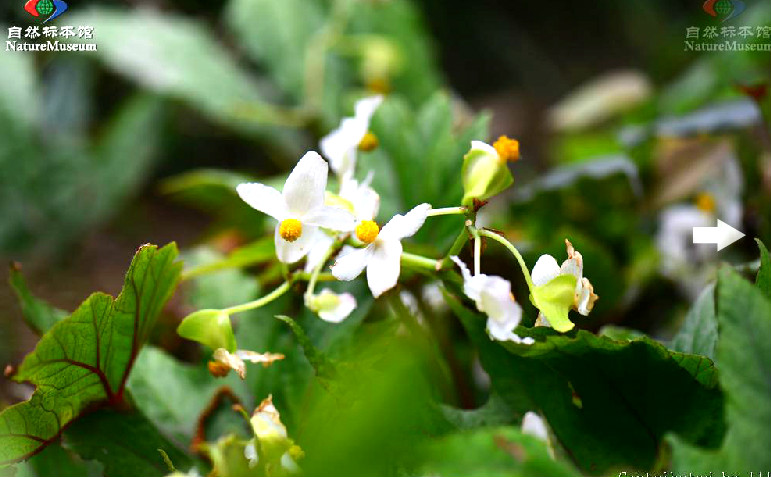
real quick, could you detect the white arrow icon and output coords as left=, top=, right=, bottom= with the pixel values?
left=693, top=220, right=745, bottom=251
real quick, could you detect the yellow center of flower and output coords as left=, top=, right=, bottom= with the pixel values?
left=279, top=219, right=303, bottom=242
left=493, top=135, right=520, bottom=162
left=695, top=192, right=716, bottom=213
left=355, top=220, right=380, bottom=244
left=358, top=132, right=379, bottom=152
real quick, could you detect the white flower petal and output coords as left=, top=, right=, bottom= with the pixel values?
left=463, top=274, right=488, bottom=306
left=235, top=350, right=285, bottom=366
left=283, top=151, right=328, bottom=215
left=244, top=442, right=259, bottom=468
left=304, top=205, right=355, bottom=232
left=366, top=239, right=403, bottom=297
left=236, top=183, right=288, bottom=221
left=522, top=412, right=548, bottom=442
left=331, top=245, right=372, bottom=281
left=275, top=224, right=318, bottom=264
left=470, top=140, right=500, bottom=159
left=576, top=277, right=597, bottom=316
left=450, top=256, right=472, bottom=282
left=213, top=348, right=245, bottom=379
left=531, top=254, right=561, bottom=287
left=479, top=277, right=521, bottom=328
left=320, top=117, right=361, bottom=179
left=304, top=231, right=336, bottom=273
left=354, top=95, right=384, bottom=124
left=317, top=290, right=357, bottom=323
left=340, top=178, right=380, bottom=221
left=379, top=203, right=431, bottom=240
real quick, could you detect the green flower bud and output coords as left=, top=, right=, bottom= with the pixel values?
left=461, top=139, right=515, bottom=206
left=177, top=309, right=236, bottom=353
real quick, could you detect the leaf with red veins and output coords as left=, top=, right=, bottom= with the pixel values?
left=0, top=243, right=182, bottom=467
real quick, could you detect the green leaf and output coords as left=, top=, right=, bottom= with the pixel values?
left=177, top=310, right=237, bottom=353
left=529, top=275, right=577, bottom=333
left=669, top=267, right=771, bottom=471
left=12, top=443, right=101, bottom=477
left=0, top=244, right=181, bottom=466
left=182, top=238, right=275, bottom=279
left=670, top=284, right=717, bottom=361
left=65, top=9, right=303, bottom=147
left=224, top=0, right=324, bottom=100
left=421, top=427, right=581, bottom=477
left=444, top=287, right=724, bottom=474
left=64, top=409, right=194, bottom=477
left=756, top=238, right=771, bottom=300
left=127, top=346, right=248, bottom=444
left=8, top=264, right=67, bottom=335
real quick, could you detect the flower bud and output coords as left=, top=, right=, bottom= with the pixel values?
left=461, top=140, right=514, bottom=206
left=177, top=309, right=236, bottom=352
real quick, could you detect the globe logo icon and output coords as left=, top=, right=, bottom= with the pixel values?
left=23, top=0, right=68, bottom=22
left=703, top=0, right=746, bottom=22
left=714, top=0, right=734, bottom=17
left=36, top=0, right=54, bottom=16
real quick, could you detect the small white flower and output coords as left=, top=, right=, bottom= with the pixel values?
left=531, top=239, right=598, bottom=320
left=320, top=95, right=383, bottom=180
left=237, top=151, right=355, bottom=264
left=450, top=256, right=533, bottom=344
left=212, top=348, right=285, bottom=380
left=303, top=229, right=337, bottom=273
left=331, top=203, right=430, bottom=298
left=307, top=288, right=357, bottom=323
left=339, top=174, right=380, bottom=223
left=521, top=411, right=549, bottom=442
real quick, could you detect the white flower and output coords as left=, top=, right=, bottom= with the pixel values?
left=531, top=239, right=598, bottom=319
left=251, top=395, right=287, bottom=440
left=307, top=288, right=357, bottom=323
left=521, top=411, right=548, bottom=442
left=331, top=203, right=430, bottom=298
left=450, top=256, right=533, bottom=344
left=339, top=174, right=380, bottom=223
left=212, top=348, right=285, bottom=380
left=320, top=95, right=383, bottom=180
left=237, top=151, right=355, bottom=264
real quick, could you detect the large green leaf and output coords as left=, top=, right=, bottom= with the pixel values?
left=670, top=284, right=717, bottom=361
left=225, top=0, right=325, bottom=101
left=64, top=8, right=303, bottom=148
left=421, top=427, right=581, bottom=477
left=64, top=409, right=194, bottom=477
left=444, top=286, right=723, bottom=474
left=756, top=238, right=771, bottom=300
left=0, top=244, right=181, bottom=466
left=127, top=347, right=249, bottom=445
left=669, top=267, right=771, bottom=471
left=11, top=443, right=101, bottom=477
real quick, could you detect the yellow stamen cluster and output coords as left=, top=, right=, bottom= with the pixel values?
left=695, top=192, right=716, bottom=213
left=355, top=220, right=380, bottom=244
left=493, top=135, right=520, bottom=162
left=358, top=132, right=379, bottom=152
left=279, top=218, right=303, bottom=242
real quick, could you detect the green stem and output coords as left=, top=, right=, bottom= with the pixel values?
left=478, top=229, right=535, bottom=292
left=401, top=252, right=440, bottom=271
left=471, top=227, right=481, bottom=276
left=427, top=206, right=467, bottom=217
left=441, top=226, right=470, bottom=267
left=304, top=242, right=339, bottom=303
left=224, top=280, right=294, bottom=316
